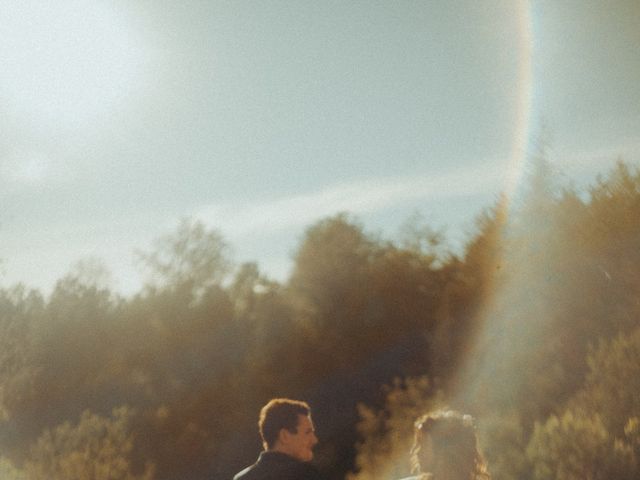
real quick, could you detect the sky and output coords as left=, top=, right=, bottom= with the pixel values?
left=1, top=0, right=639, bottom=296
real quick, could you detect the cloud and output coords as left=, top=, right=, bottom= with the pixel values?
left=1, top=149, right=51, bottom=185
left=194, top=164, right=505, bottom=239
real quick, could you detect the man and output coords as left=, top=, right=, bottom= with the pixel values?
left=234, top=398, right=321, bottom=480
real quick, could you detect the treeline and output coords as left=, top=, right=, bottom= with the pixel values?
left=0, top=160, right=639, bottom=479
left=350, top=160, right=640, bottom=480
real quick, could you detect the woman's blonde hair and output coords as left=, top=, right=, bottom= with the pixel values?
left=410, top=410, right=490, bottom=480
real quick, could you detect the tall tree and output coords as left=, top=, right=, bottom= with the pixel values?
left=137, top=218, right=231, bottom=299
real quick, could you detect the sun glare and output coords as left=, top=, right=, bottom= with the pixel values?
left=1, top=0, right=147, bottom=130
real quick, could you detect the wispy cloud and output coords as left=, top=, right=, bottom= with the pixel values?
left=194, top=165, right=506, bottom=238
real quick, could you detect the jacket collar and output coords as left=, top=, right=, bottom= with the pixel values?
left=258, top=450, right=301, bottom=464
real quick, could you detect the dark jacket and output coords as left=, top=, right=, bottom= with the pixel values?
left=233, top=451, right=321, bottom=480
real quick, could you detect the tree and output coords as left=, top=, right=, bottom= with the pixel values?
left=349, top=377, right=442, bottom=480
left=526, top=410, right=637, bottom=480
left=0, top=457, right=24, bottom=480
left=23, top=407, right=155, bottom=480
left=572, top=327, right=640, bottom=435
left=397, top=212, right=449, bottom=265
left=136, top=218, right=231, bottom=298
left=477, top=411, right=528, bottom=480
left=524, top=327, right=640, bottom=480
left=0, top=286, right=44, bottom=422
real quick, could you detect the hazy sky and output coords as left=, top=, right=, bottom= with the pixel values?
left=1, top=0, right=639, bottom=295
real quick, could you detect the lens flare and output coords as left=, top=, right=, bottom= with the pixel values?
left=448, top=0, right=539, bottom=408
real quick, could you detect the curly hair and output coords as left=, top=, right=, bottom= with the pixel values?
left=409, top=410, right=490, bottom=480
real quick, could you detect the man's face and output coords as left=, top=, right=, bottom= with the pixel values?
left=284, top=414, right=318, bottom=462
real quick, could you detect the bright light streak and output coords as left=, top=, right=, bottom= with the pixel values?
left=504, top=0, right=535, bottom=203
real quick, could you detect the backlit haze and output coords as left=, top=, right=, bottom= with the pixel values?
left=1, top=0, right=639, bottom=296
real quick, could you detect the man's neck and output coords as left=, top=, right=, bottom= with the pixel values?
left=267, top=446, right=298, bottom=461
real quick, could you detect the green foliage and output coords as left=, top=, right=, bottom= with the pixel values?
left=446, top=159, right=640, bottom=479
left=0, top=285, right=44, bottom=422
left=574, top=328, right=640, bottom=434
left=462, top=196, right=508, bottom=297
left=398, top=212, right=449, bottom=265
left=289, top=214, right=374, bottom=325
left=624, top=417, right=640, bottom=458
left=288, top=213, right=464, bottom=383
left=526, top=410, right=637, bottom=480
left=349, top=377, right=442, bottom=480
left=0, top=457, right=25, bottom=480
left=0, top=159, right=639, bottom=479
left=136, top=217, right=231, bottom=298
left=23, top=407, right=155, bottom=480
left=477, top=412, right=528, bottom=480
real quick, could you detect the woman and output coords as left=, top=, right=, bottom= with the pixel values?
left=404, top=409, right=490, bottom=480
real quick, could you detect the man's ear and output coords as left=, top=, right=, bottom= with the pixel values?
left=277, top=427, right=291, bottom=446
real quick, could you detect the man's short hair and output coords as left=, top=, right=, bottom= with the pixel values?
left=259, top=398, right=311, bottom=449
